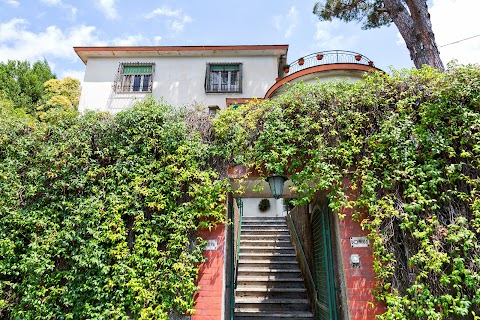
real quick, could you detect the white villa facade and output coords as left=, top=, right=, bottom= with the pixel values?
left=75, top=45, right=289, bottom=113
left=74, top=44, right=383, bottom=320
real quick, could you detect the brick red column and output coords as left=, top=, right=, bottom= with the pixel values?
left=338, top=185, right=386, bottom=319
left=191, top=225, right=226, bottom=320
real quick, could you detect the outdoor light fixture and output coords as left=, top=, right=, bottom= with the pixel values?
left=266, top=174, right=288, bottom=199
left=208, top=105, right=220, bottom=117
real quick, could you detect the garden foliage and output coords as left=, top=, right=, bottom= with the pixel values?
left=214, top=63, right=480, bottom=319
left=0, top=60, right=56, bottom=114
left=2, top=62, right=480, bottom=319
left=0, top=98, right=228, bottom=319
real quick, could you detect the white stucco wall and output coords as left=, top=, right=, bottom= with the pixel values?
left=242, top=198, right=285, bottom=217
left=79, top=55, right=279, bottom=113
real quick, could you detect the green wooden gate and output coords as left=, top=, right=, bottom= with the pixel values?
left=312, top=202, right=338, bottom=320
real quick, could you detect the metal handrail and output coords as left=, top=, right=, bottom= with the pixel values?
left=287, top=209, right=322, bottom=316
left=288, top=211, right=316, bottom=291
left=229, top=198, right=243, bottom=320
left=283, top=50, right=375, bottom=77
left=229, top=202, right=235, bottom=320
left=234, top=198, right=244, bottom=289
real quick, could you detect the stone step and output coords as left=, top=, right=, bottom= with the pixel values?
left=238, top=267, right=301, bottom=272
left=241, top=223, right=288, bottom=227
left=237, top=276, right=305, bottom=288
left=236, top=286, right=307, bottom=299
left=239, top=252, right=297, bottom=261
left=235, top=298, right=311, bottom=311
left=240, top=245, right=294, bottom=250
left=237, top=268, right=301, bottom=278
left=242, top=217, right=286, bottom=221
left=241, top=234, right=291, bottom=241
left=241, top=229, right=290, bottom=235
left=234, top=310, right=313, bottom=320
left=240, top=239, right=291, bottom=244
left=238, top=260, right=299, bottom=269
left=235, top=215, right=312, bottom=318
left=240, top=246, right=295, bottom=254
left=241, top=227, right=289, bottom=232
left=238, top=259, right=298, bottom=264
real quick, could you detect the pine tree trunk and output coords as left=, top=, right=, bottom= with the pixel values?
left=384, top=0, right=444, bottom=71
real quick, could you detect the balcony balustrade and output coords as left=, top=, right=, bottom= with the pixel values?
left=282, top=50, right=374, bottom=77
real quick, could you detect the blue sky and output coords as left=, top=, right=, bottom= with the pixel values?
left=1, top=0, right=479, bottom=81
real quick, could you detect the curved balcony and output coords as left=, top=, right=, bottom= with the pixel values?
left=282, top=50, right=374, bottom=76
left=266, top=50, right=379, bottom=99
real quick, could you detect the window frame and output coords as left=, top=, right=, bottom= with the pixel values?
left=205, top=63, right=242, bottom=94
left=114, top=62, right=155, bottom=93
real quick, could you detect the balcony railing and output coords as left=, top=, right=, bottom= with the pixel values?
left=282, top=50, right=374, bottom=77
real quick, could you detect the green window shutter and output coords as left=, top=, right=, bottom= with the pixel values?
left=210, top=64, right=239, bottom=71
left=123, top=65, right=153, bottom=75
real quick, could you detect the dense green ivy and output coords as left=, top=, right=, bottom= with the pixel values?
left=2, top=63, right=480, bottom=319
left=0, top=98, right=229, bottom=319
left=214, top=64, right=480, bottom=319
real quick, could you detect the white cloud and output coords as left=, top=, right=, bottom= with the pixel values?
left=145, top=8, right=181, bottom=19
left=112, top=34, right=148, bottom=46
left=274, top=6, right=299, bottom=39
left=314, top=20, right=358, bottom=49
left=4, top=0, right=19, bottom=7
left=38, top=0, right=77, bottom=18
left=145, top=7, right=192, bottom=33
left=60, top=69, right=85, bottom=83
left=96, top=0, right=118, bottom=20
left=0, top=19, right=106, bottom=63
left=430, top=0, right=480, bottom=65
left=154, top=36, right=162, bottom=45
left=170, top=15, right=192, bottom=32
left=0, top=18, right=160, bottom=67
left=41, top=0, right=62, bottom=5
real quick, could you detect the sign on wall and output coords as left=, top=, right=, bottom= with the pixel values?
left=350, top=236, right=370, bottom=248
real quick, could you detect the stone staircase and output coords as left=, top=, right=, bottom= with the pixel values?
left=234, top=216, right=314, bottom=320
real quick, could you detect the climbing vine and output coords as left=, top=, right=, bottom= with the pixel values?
left=213, top=63, right=480, bottom=319
left=1, top=63, right=479, bottom=319
left=0, top=98, right=229, bottom=319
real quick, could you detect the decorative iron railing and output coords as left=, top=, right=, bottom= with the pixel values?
left=229, top=198, right=243, bottom=320
left=282, top=50, right=374, bottom=77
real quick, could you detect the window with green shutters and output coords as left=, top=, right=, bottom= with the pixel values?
left=115, top=63, right=155, bottom=93
left=205, top=63, right=242, bottom=93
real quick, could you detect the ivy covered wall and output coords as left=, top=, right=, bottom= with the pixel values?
left=1, top=63, right=480, bottom=319
left=0, top=98, right=229, bottom=319
left=214, top=64, right=480, bottom=319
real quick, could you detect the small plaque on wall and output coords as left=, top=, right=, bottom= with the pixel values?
left=350, top=237, right=370, bottom=248
left=205, top=239, right=218, bottom=251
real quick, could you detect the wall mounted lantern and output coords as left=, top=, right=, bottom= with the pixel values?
left=266, top=174, right=288, bottom=199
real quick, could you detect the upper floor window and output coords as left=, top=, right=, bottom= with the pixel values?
left=115, top=63, right=155, bottom=93
left=205, top=63, right=242, bottom=93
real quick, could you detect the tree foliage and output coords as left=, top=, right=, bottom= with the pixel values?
left=0, top=60, right=56, bottom=113
left=0, top=98, right=229, bottom=319
left=313, top=0, right=444, bottom=70
left=37, top=77, right=81, bottom=121
left=214, top=64, right=480, bottom=319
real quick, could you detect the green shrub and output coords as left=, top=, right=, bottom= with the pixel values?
left=0, top=98, right=229, bottom=319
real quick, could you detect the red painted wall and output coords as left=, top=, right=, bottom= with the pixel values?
left=338, top=185, right=387, bottom=319
left=192, top=225, right=226, bottom=320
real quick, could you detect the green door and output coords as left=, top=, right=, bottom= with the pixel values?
left=312, top=202, right=338, bottom=320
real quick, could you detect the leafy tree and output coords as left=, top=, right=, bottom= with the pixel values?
left=37, top=77, right=81, bottom=121
left=0, top=59, right=56, bottom=113
left=313, top=0, right=445, bottom=70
